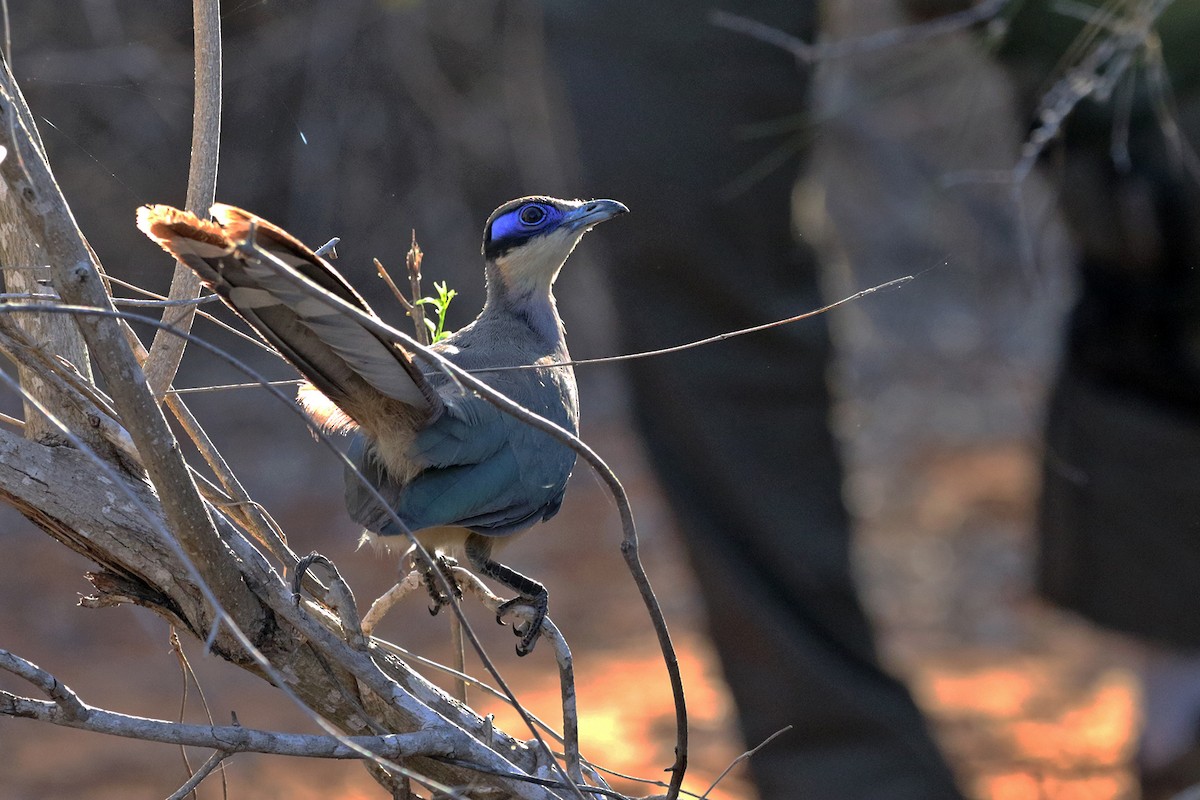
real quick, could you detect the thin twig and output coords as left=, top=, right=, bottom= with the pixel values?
left=700, top=727, right=792, bottom=798
left=169, top=628, right=229, bottom=800
left=168, top=379, right=303, bottom=395
left=165, top=749, right=229, bottom=800
left=0, top=648, right=87, bottom=719
left=711, top=0, right=1006, bottom=64
left=448, top=611, right=468, bottom=706
left=361, top=571, right=423, bottom=636
left=113, top=294, right=221, bottom=308
left=375, top=257, right=417, bottom=314
left=453, top=568, right=582, bottom=783
left=477, top=275, right=914, bottom=372
left=103, top=273, right=284, bottom=359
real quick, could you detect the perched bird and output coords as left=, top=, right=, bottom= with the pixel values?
left=137, top=196, right=628, bottom=654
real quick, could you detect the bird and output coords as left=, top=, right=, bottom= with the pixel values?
left=137, top=196, right=628, bottom=655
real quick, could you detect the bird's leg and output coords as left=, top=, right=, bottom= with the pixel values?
left=465, top=534, right=548, bottom=656
left=419, top=553, right=462, bottom=616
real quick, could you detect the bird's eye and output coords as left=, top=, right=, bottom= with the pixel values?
left=518, top=205, right=547, bottom=226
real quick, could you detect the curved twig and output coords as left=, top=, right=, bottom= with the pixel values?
left=237, top=238, right=687, bottom=798
left=143, top=0, right=222, bottom=400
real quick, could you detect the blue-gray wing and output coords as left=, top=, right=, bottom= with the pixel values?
left=345, top=391, right=576, bottom=538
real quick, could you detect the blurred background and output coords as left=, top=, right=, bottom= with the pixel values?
left=0, top=1, right=1195, bottom=798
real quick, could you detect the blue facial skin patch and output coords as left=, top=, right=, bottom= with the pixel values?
left=487, top=203, right=564, bottom=257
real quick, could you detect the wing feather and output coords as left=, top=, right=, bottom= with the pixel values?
left=136, top=204, right=443, bottom=430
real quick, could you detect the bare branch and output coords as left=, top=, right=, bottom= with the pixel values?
left=143, top=0, right=222, bottom=400
left=0, top=649, right=87, bottom=720
left=0, top=650, right=455, bottom=760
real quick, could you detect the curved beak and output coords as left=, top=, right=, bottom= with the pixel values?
left=563, top=199, right=629, bottom=232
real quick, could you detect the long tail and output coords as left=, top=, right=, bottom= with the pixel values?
left=137, top=204, right=442, bottom=433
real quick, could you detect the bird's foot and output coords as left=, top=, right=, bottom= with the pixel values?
left=423, top=555, right=462, bottom=616
left=291, top=551, right=367, bottom=649
left=496, top=593, right=549, bottom=656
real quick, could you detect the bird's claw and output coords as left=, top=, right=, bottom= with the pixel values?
left=423, top=555, right=461, bottom=616
left=496, top=595, right=548, bottom=656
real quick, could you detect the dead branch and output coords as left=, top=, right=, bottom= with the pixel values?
left=0, top=648, right=460, bottom=760
left=0, top=55, right=103, bottom=452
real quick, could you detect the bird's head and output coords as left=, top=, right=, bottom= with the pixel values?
left=482, top=196, right=628, bottom=299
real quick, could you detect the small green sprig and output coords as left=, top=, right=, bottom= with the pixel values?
left=415, top=281, right=457, bottom=343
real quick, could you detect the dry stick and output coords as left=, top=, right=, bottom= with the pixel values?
left=239, top=238, right=672, bottom=800
left=166, top=278, right=914, bottom=391
left=105, top=273, right=284, bottom=358
left=0, top=305, right=566, bottom=798
left=168, top=628, right=230, bottom=800
left=376, top=257, right=418, bottom=317
left=453, top=568, right=583, bottom=785
left=170, top=379, right=303, bottom=395
left=361, top=571, right=424, bottom=636
left=405, top=234, right=429, bottom=346
left=143, top=0, right=222, bottom=401
left=0, top=341, right=531, bottom=800
left=448, top=612, right=469, bottom=706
